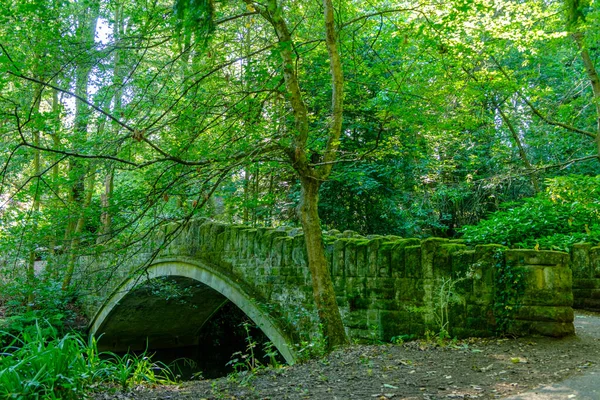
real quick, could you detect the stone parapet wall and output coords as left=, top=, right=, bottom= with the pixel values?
left=326, top=235, right=573, bottom=341
left=79, top=219, right=575, bottom=351
left=571, top=243, right=600, bottom=311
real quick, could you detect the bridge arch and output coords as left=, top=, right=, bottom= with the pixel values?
left=88, top=259, right=297, bottom=364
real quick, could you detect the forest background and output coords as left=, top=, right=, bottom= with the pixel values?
left=1, top=0, right=600, bottom=352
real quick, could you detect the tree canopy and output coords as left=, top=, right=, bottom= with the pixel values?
left=1, top=0, right=600, bottom=348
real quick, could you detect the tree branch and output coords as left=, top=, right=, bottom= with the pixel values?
left=341, top=7, right=422, bottom=29
left=491, top=57, right=597, bottom=139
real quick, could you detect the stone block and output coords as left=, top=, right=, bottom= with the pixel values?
left=280, top=236, right=294, bottom=267
left=472, top=263, right=494, bottom=300
left=571, top=243, right=593, bottom=278
left=448, top=301, right=467, bottom=328
left=514, top=305, right=573, bottom=323
left=465, top=317, right=491, bottom=332
left=582, top=298, right=600, bottom=311
left=356, top=244, right=368, bottom=277
left=394, top=278, right=414, bottom=301
left=506, top=249, right=569, bottom=266
left=344, top=241, right=359, bottom=277
left=404, top=245, right=422, bottom=278
left=434, top=244, right=465, bottom=278
left=270, top=237, right=284, bottom=267
left=542, top=265, right=572, bottom=291
left=466, top=304, right=491, bottom=319
left=421, top=238, right=449, bottom=279
left=383, top=239, right=420, bottom=278
left=389, top=244, right=406, bottom=278
left=347, top=293, right=370, bottom=311
left=371, top=298, right=398, bottom=311
left=332, top=276, right=346, bottom=295
left=592, top=247, right=600, bottom=278
left=519, top=289, right=573, bottom=307
left=573, top=288, right=592, bottom=300
left=365, top=239, right=379, bottom=277
left=523, top=266, right=545, bottom=290
left=377, top=248, right=391, bottom=278
left=574, top=279, right=600, bottom=289
left=332, top=240, right=346, bottom=277
left=452, top=249, right=475, bottom=275
left=379, top=310, right=413, bottom=341
left=343, top=310, right=368, bottom=329
left=291, top=235, right=307, bottom=268
left=510, top=320, right=574, bottom=337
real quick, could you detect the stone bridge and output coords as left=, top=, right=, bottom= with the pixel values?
left=78, top=219, right=575, bottom=364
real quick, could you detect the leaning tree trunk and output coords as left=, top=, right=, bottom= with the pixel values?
left=566, top=0, right=600, bottom=160
left=573, top=32, right=600, bottom=158
left=298, top=176, right=347, bottom=348
left=245, top=0, right=348, bottom=349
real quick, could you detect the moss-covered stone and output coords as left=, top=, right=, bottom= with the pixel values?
left=571, top=243, right=593, bottom=278
left=379, top=310, right=413, bottom=341
left=83, top=218, right=579, bottom=356
left=506, top=249, right=569, bottom=266
left=513, top=305, right=573, bottom=323
left=519, top=289, right=573, bottom=307
left=404, top=245, right=422, bottom=278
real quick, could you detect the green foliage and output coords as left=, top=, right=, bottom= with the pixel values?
left=461, top=175, right=600, bottom=251
left=492, top=250, right=525, bottom=333
left=294, top=323, right=328, bottom=362
left=0, top=322, right=174, bottom=399
left=0, top=277, right=81, bottom=347
left=173, top=0, right=215, bottom=41
left=432, top=275, right=469, bottom=338
left=225, top=321, right=282, bottom=386
left=102, top=351, right=174, bottom=391
left=566, top=0, right=590, bottom=28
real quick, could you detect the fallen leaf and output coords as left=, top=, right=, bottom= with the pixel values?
left=480, top=364, right=494, bottom=372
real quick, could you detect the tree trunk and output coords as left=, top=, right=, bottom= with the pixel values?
left=49, top=88, right=61, bottom=263
left=298, top=176, right=347, bottom=348
left=574, top=33, right=600, bottom=158
left=62, top=1, right=100, bottom=289
left=494, top=101, right=539, bottom=192
left=27, top=83, right=43, bottom=303
left=243, top=167, right=250, bottom=223
left=98, top=3, right=124, bottom=243
left=245, top=0, right=349, bottom=349
left=62, top=168, right=95, bottom=290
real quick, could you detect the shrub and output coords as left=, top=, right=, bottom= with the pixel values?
left=0, top=321, right=174, bottom=399
left=460, top=175, right=600, bottom=251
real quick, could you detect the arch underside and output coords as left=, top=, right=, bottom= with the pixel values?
left=89, top=260, right=296, bottom=364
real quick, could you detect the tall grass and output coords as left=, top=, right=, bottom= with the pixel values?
left=0, top=322, right=174, bottom=399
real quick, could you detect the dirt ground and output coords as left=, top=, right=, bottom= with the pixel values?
left=94, top=311, right=600, bottom=400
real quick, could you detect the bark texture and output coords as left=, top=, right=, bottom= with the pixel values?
left=245, top=0, right=348, bottom=349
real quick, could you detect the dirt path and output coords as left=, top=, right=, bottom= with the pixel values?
left=504, top=312, right=600, bottom=400
left=94, top=311, right=600, bottom=399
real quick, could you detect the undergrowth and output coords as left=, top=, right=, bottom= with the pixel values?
left=0, top=321, right=175, bottom=399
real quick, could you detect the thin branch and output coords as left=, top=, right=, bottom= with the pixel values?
left=531, top=154, right=599, bottom=173
left=492, top=57, right=597, bottom=139
left=0, top=43, right=20, bottom=72
left=216, top=11, right=259, bottom=25
left=341, top=7, right=422, bottom=29
left=7, top=71, right=135, bottom=133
